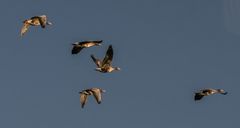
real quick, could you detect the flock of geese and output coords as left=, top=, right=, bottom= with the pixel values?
left=20, top=15, right=228, bottom=108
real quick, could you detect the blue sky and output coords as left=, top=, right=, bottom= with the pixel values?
left=0, top=0, right=239, bottom=128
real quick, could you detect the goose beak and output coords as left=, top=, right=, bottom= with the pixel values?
left=72, top=42, right=78, bottom=45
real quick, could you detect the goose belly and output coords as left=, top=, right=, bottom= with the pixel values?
left=83, top=43, right=95, bottom=47
left=30, top=20, right=41, bottom=26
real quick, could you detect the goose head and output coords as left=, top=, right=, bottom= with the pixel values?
left=95, top=67, right=102, bottom=72
left=96, top=43, right=102, bottom=46
left=114, top=67, right=121, bottom=71
left=217, top=89, right=228, bottom=95
left=79, top=91, right=84, bottom=94
left=46, top=21, right=52, bottom=25
left=101, top=89, right=106, bottom=93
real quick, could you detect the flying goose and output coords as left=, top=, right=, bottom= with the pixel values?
left=91, top=45, right=120, bottom=73
left=79, top=88, right=106, bottom=108
left=194, top=88, right=228, bottom=101
left=20, top=15, right=52, bottom=36
left=71, top=40, right=102, bottom=54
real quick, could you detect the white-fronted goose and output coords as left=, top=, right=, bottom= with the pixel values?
left=20, top=15, right=52, bottom=36
left=71, top=40, right=102, bottom=54
left=194, top=88, right=228, bottom=101
left=91, top=45, right=120, bottom=73
left=79, top=88, right=106, bottom=108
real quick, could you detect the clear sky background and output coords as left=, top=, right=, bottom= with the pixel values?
left=0, top=0, right=239, bottom=128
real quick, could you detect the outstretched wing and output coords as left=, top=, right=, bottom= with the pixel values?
left=72, top=45, right=83, bottom=54
left=91, top=88, right=102, bottom=104
left=80, top=93, right=88, bottom=108
left=20, top=22, right=30, bottom=36
left=79, top=40, right=102, bottom=45
left=91, top=55, right=102, bottom=67
left=89, top=40, right=102, bottom=45
left=194, top=93, right=204, bottom=101
left=202, top=88, right=213, bottom=93
left=102, top=45, right=113, bottom=65
left=38, top=15, right=47, bottom=28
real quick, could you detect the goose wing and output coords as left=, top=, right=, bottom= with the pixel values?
left=202, top=89, right=212, bottom=94
left=72, top=45, right=83, bottom=54
left=102, top=45, right=113, bottom=66
left=91, top=88, right=102, bottom=104
left=194, top=93, right=204, bottom=101
left=20, top=22, right=30, bottom=36
left=201, top=88, right=218, bottom=95
left=91, top=55, right=102, bottom=67
left=87, top=40, right=102, bottom=45
left=92, top=40, right=102, bottom=45
left=80, top=93, right=88, bottom=108
left=79, top=40, right=102, bottom=45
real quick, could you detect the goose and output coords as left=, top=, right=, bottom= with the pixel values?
left=79, top=88, right=106, bottom=108
left=91, top=45, right=120, bottom=73
left=194, top=88, right=227, bottom=101
left=71, top=40, right=102, bottom=54
left=20, top=15, right=52, bottom=36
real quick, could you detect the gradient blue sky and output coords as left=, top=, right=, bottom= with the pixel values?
left=0, top=0, right=239, bottom=128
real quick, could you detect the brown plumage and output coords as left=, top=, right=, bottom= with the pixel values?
left=20, top=15, right=52, bottom=36
left=91, top=45, right=120, bottom=73
left=79, top=88, right=106, bottom=108
left=194, top=88, right=228, bottom=101
left=71, top=40, right=102, bottom=54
